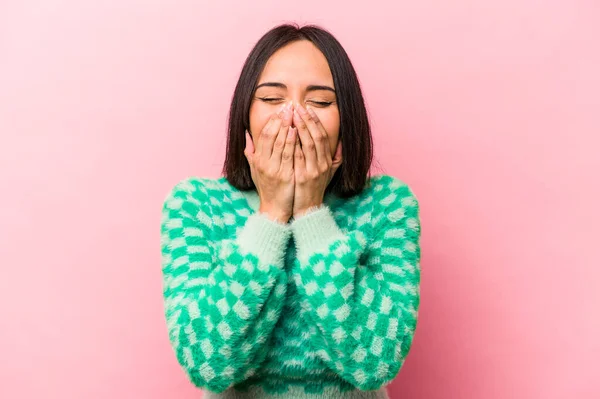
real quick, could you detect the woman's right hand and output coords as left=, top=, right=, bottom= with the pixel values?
left=244, top=101, right=297, bottom=223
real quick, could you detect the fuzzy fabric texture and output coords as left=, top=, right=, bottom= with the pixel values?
left=160, top=174, right=421, bottom=398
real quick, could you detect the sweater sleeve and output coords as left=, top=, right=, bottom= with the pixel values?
left=160, top=178, right=290, bottom=393
left=289, top=176, right=421, bottom=391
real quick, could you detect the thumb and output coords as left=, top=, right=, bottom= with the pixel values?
left=329, top=140, right=343, bottom=183
left=244, top=130, right=255, bottom=162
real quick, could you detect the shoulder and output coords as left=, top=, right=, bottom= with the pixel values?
left=165, top=175, right=239, bottom=198
left=162, top=175, right=247, bottom=217
left=163, top=176, right=207, bottom=203
left=162, top=175, right=228, bottom=210
left=364, top=174, right=419, bottom=207
left=330, top=174, right=419, bottom=217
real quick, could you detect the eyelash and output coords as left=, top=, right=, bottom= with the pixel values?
left=259, top=97, right=333, bottom=107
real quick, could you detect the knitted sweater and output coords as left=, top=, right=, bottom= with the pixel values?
left=160, top=174, right=421, bottom=398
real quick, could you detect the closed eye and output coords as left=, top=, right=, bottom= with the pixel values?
left=257, top=97, right=334, bottom=107
left=258, top=97, right=284, bottom=103
left=308, top=100, right=333, bottom=107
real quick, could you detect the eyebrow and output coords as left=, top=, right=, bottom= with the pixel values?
left=255, top=82, right=336, bottom=93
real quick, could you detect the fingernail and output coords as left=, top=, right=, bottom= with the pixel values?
left=287, top=126, right=294, bottom=137
left=306, top=106, right=318, bottom=120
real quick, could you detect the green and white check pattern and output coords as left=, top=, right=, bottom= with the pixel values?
left=160, top=174, right=421, bottom=397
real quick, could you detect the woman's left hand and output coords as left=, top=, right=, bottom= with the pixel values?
left=292, top=103, right=343, bottom=218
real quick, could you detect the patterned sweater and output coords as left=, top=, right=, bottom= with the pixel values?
left=160, top=174, right=421, bottom=398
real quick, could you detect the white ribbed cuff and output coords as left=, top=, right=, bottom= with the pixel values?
left=290, top=205, right=344, bottom=261
left=237, top=212, right=292, bottom=267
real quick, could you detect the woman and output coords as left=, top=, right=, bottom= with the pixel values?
left=160, top=23, right=421, bottom=399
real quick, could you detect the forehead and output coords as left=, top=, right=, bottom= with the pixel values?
left=258, top=40, right=334, bottom=86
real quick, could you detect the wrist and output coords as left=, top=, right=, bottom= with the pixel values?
left=294, top=204, right=324, bottom=219
left=259, top=205, right=291, bottom=224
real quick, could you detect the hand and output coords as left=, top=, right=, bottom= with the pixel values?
left=244, top=101, right=297, bottom=223
left=292, top=103, right=343, bottom=218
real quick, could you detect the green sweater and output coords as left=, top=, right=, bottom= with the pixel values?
left=160, top=174, right=421, bottom=398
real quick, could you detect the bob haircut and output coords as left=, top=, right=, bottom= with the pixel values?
left=222, top=23, right=373, bottom=198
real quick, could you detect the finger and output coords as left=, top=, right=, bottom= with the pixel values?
left=305, top=106, right=332, bottom=160
left=244, top=130, right=255, bottom=164
left=280, top=126, right=296, bottom=171
left=292, top=107, right=318, bottom=171
left=294, top=129, right=305, bottom=172
left=256, top=104, right=285, bottom=157
left=270, top=102, right=294, bottom=163
left=244, top=130, right=258, bottom=185
left=297, top=103, right=330, bottom=164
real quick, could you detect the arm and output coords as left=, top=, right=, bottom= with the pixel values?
left=290, top=176, right=421, bottom=390
left=160, top=178, right=290, bottom=392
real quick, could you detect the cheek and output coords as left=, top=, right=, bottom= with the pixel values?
left=312, top=107, right=339, bottom=133
left=249, top=102, right=273, bottom=138
left=312, top=109, right=340, bottom=155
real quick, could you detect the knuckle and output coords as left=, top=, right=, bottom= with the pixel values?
left=260, top=121, right=272, bottom=133
left=263, top=122, right=279, bottom=135
left=263, top=131, right=275, bottom=140
left=266, top=166, right=277, bottom=176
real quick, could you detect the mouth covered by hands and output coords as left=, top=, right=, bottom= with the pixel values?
left=290, top=102, right=342, bottom=219
left=244, top=101, right=342, bottom=222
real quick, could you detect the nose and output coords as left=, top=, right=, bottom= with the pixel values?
left=285, top=89, right=307, bottom=110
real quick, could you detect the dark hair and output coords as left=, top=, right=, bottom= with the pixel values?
left=222, top=23, right=373, bottom=198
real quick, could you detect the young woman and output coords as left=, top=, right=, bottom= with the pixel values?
left=160, top=24, right=421, bottom=399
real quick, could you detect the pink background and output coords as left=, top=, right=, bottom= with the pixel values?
left=1, top=1, right=599, bottom=398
